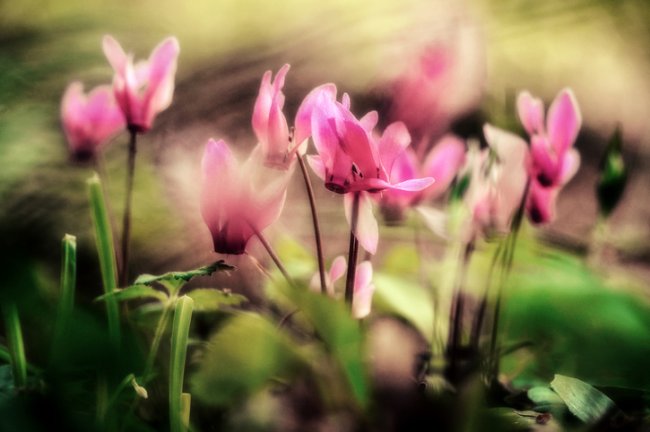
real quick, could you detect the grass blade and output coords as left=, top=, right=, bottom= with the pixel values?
left=169, top=296, right=194, bottom=432
left=2, top=303, right=27, bottom=387
left=52, top=234, right=77, bottom=359
left=87, top=173, right=120, bottom=346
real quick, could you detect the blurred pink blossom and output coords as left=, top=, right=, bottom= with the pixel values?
left=465, top=124, right=528, bottom=237
left=200, top=139, right=290, bottom=255
left=102, top=35, right=180, bottom=133
left=60, top=82, right=125, bottom=161
left=252, top=64, right=294, bottom=169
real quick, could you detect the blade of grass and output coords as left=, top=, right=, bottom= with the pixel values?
left=2, top=303, right=27, bottom=387
left=52, top=234, right=77, bottom=360
left=88, top=173, right=121, bottom=346
left=169, top=296, right=194, bottom=432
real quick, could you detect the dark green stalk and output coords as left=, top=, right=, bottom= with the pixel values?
left=120, top=129, right=138, bottom=287
left=345, top=192, right=361, bottom=305
left=297, top=154, right=327, bottom=294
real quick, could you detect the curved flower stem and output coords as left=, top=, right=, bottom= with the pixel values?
left=297, top=154, right=327, bottom=294
left=253, top=228, right=294, bottom=286
left=344, top=192, right=361, bottom=305
left=169, top=296, right=194, bottom=432
left=120, top=129, right=138, bottom=287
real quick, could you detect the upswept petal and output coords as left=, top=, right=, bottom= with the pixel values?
left=344, top=192, right=378, bottom=254
left=420, top=134, right=466, bottom=200
left=546, top=88, right=581, bottom=155
left=294, top=83, right=337, bottom=147
left=377, top=121, right=411, bottom=175
left=329, top=255, right=348, bottom=285
left=102, top=35, right=127, bottom=74
left=558, top=148, right=580, bottom=186
left=516, top=91, right=544, bottom=136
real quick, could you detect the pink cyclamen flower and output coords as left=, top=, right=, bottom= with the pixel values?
left=517, top=88, right=581, bottom=187
left=309, top=256, right=375, bottom=319
left=307, top=90, right=433, bottom=194
left=252, top=64, right=295, bottom=169
left=380, top=134, right=466, bottom=222
left=518, top=88, right=582, bottom=224
left=200, top=139, right=290, bottom=254
left=465, top=124, right=528, bottom=237
left=102, top=35, right=180, bottom=133
left=61, top=82, right=125, bottom=161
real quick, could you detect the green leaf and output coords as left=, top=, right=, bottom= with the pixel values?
left=95, top=285, right=169, bottom=304
left=550, top=374, right=616, bottom=424
left=134, top=260, right=234, bottom=294
left=527, top=386, right=566, bottom=416
left=373, top=273, right=433, bottom=342
left=87, top=173, right=120, bottom=346
left=185, top=289, right=247, bottom=312
left=191, top=312, right=303, bottom=406
left=282, top=285, right=369, bottom=407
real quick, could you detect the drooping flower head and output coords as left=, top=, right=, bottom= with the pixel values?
left=517, top=88, right=582, bottom=224
left=102, top=35, right=180, bottom=133
left=379, top=134, right=466, bottom=223
left=61, top=82, right=125, bottom=161
left=252, top=64, right=293, bottom=169
left=200, top=139, right=290, bottom=254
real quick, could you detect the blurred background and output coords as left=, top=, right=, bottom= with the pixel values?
left=1, top=0, right=649, bottom=381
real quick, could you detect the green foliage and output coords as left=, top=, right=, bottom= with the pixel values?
left=597, top=126, right=627, bottom=217
left=185, top=288, right=247, bottom=312
left=550, top=374, right=616, bottom=424
left=134, top=260, right=234, bottom=294
left=191, top=312, right=304, bottom=407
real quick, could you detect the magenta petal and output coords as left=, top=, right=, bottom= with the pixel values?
left=340, top=119, right=380, bottom=179
left=378, top=121, right=411, bottom=174
left=547, top=88, right=582, bottom=155
left=530, top=135, right=560, bottom=186
left=329, top=255, right=347, bottom=285
left=359, top=110, right=379, bottom=132
left=352, top=261, right=374, bottom=319
left=421, top=134, right=466, bottom=200
left=306, top=155, right=326, bottom=181
left=388, top=177, right=435, bottom=192
left=345, top=192, right=378, bottom=255
left=516, top=91, right=544, bottom=136
left=294, top=83, right=337, bottom=146
left=559, top=148, right=580, bottom=185
left=102, top=35, right=127, bottom=74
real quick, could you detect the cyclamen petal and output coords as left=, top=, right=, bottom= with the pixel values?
left=526, top=180, right=557, bottom=224
left=352, top=261, right=375, bottom=319
left=345, top=192, right=378, bottom=255
left=546, top=88, right=582, bottom=155
left=294, top=83, right=337, bottom=148
left=516, top=91, right=544, bottom=136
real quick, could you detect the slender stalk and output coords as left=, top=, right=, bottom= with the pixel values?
left=120, top=129, right=138, bottom=287
left=96, top=374, right=108, bottom=426
left=170, top=296, right=194, bottom=432
left=88, top=174, right=121, bottom=346
left=297, top=154, right=327, bottom=294
left=2, top=303, right=27, bottom=388
left=95, top=154, right=123, bottom=274
left=253, top=228, right=293, bottom=286
left=52, top=234, right=77, bottom=360
left=345, top=192, right=361, bottom=305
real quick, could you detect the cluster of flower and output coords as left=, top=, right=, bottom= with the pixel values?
left=60, top=36, right=581, bottom=319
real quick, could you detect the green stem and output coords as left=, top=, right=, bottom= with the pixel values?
left=253, top=229, right=294, bottom=286
left=297, top=154, right=327, bottom=294
left=170, top=296, right=194, bottom=432
left=52, top=234, right=77, bottom=361
left=344, top=192, right=360, bottom=305
left=2, top=303, right=27, bottom=388
left=120, top=129, right=138, bottom=287
left=88, top=174, right=121, bottom=347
